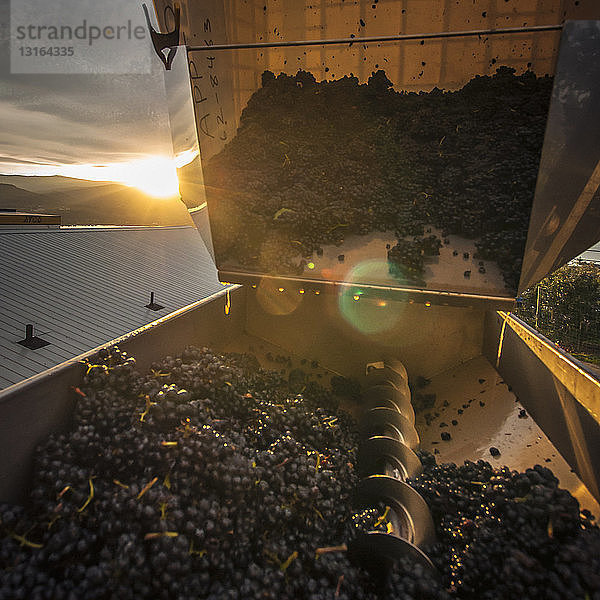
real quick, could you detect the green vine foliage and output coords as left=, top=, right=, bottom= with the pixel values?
left=516, top=262, right=600, bottom=364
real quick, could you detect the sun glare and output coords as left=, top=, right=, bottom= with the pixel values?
left=113, top=157, right=180, bottom=198
left=3, top=151, right=202, bottom=199
left=60, top=157, right=181, bottom=198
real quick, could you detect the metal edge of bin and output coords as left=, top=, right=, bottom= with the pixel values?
left=218, top=270, right=517, bottom=311
left=483, top=310, right=600, bottom=502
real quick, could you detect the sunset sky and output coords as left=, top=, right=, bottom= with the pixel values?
left=0, top=0, right=185, bottom=196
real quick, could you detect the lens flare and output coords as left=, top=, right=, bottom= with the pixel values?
left=338, top=260, right=405, bottom=334
left=255, top=279, right=303, bottom=315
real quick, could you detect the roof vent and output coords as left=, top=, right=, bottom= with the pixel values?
left=145, top=292, right=164, bottom=311
left=18, top=324, right=50, bottom=350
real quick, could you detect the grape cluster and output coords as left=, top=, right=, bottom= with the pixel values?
left=203, top=67, right=552, bottom=291
left=0, top=346, right=371, bottom=600
left=1, top=346, right=598, bottom=599
left=411, top=456, right=600, bottom=600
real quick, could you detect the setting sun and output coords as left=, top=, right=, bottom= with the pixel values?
left=5, top=155, right=189, bottom=199
left=111, top=157, right=180, bottom=198
left=59, top=156, right=181, bottom=198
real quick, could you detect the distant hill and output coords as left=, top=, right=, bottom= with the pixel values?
left=0, top=175, right=193, bottom=227
left=0, top=183, right=43, bottom=207
left=0, top=175, right=108, bottom=193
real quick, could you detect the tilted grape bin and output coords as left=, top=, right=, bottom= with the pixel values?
left=2, top=0, right=600, bottom=593
left=153, top=0, right=600, bottom=306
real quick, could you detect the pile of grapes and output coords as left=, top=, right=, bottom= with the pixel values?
left=1, top=346, right=599, bottom=600
left=203, top=67, right=552, bottom=291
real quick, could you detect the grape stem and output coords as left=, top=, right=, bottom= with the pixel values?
left=315, top=544, right=348, bottom=556
left=280, top=550, right=298, bottom=572
left=77, top=478, right=95, bottom=513
left=137, top=477, right=159, bottom=499
left=10, top=532, right=43, bottom=549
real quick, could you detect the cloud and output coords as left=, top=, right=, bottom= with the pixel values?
left=0, top=0, right=178, bottom=175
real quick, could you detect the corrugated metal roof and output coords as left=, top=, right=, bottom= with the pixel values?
left=577, top=242, right=600, bottom=265
left=0, top=225, right=225, bottom=389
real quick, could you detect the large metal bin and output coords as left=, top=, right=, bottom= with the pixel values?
left=150, top=0, right=600, bottom=307
left=1, top=286, right=598, bottom=519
